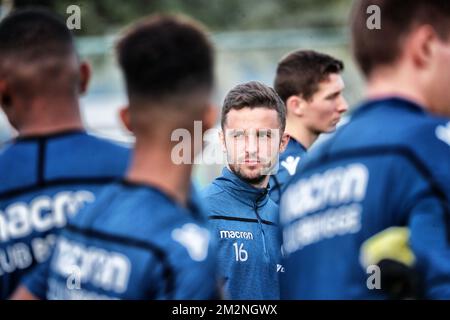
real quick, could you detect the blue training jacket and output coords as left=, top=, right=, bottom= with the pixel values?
left=0, top=130, right=130, bottom=299
left=280, top=97, right=450, bottom=299
left=22, top=180, right=218, bottom=300
left=202, top=167, right=283, bottom=300
left=269, top=138, right=307, bottom=204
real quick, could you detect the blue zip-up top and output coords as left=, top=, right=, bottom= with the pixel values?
left=22, top=180, right=219, bottom=300
left=202, top=167, right=282, bottom=299
left=280, top=97, right=450, bottom=299
left=0, top=130, right=130, bottom=299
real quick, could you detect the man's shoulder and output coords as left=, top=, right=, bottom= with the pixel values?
left=286, top=113, right=450, bottom=203
left=95, top=187, right=213, bottom=268
left=304, top=108, right=447, bottom=162
left=0, top=133, right=130, bottom=193
left=70, top=133, right=130, bottom=156
left=0, top=141, right=38, bottom=192
left=74, top=183, right=170, bottom=220
left=406, top=117, right=450, bottom=198
left=375, top=115, right=450, bottom=169
left=407, top=116, right=450, bottom=148
left=47, top=132, right=131, bottom=167
left=201, top=181, right=227, bottom=202
left=74, top=183, right=205, bottom=246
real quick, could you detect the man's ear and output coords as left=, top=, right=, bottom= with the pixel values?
left=79, top=61, right=91, bottom=95
left=0, top=80, right=7, bottom=106
left=0, top=80, right=12, bottom=110
left=279, top=132, right=290, bottom=153
left=202, top=103, right=218, bottom=133
left=409, top=24, right=436, bottom=69
left=119, top=106, right=132, bottom=133
left=0, top=80, right=6, bottom=94
left=219, top=129, right=227, bottom=153
left=286, top=95, right=306, bottom=116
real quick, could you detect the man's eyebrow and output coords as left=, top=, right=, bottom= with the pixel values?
left=325, top=90, right=341, bottom=99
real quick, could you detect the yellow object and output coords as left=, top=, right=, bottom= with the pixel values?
left=360, top=227, right=416, bottom=268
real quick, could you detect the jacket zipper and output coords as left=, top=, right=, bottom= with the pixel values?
left=254, top=190, right=269, bottom=261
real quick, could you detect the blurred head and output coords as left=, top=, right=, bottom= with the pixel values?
left=117, top=14, right=216, bottom=149
left=220, top=81, right=289, bottom=185
left=351, top=0, right=450, bottom=117
left=0, top=8, right=89, bottom=130
left=274, top=50, right=347, bottom=136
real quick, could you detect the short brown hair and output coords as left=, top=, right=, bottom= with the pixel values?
left=0, top=8, right=79, bottom=99
left=221, top=81, right=286, bottom=132
left=274, top=50, right=344, bottom=103
left=351, top=0, right=450, bottom=78
left=116, top=14, right=214, bottom=100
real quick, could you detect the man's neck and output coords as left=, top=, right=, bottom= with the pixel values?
left=285, top=120, right=316, bottom=149
left=366, top=67, right=429, bottom=109
left=17, top=98, right=84, bottom=137
left=249, top=175, right=270, bottom=190
left=126, top=140, right=193, bottom=206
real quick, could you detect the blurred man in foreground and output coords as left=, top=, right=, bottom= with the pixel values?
left=0, top=9, right=129, bottom=299
left=12, top=14, right=219, bottom=300
left=280, top=0, right=450, bottom=299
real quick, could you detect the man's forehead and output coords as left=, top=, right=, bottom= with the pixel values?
left=318, top=73, right=345, bottom=93
left=225, top=107, right=280, bottom=128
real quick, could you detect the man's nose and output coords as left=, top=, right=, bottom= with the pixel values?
left=245, top=134, right=259, bottom=154
left=337, top=96, right=349, bottom=114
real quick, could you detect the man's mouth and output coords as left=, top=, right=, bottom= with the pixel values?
left=244, top=159, right=260, bottom=164
left=331, top=117, right=341, bottom=126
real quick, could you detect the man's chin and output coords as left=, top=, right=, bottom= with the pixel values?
left=244, top=167, right=274, bottom=181
left=244, top=164, right=271, bottom=175
left=245, top=162, right=277, bottom=175
left=328, top=119, right=342, bottom=131
left=239, top=173, right=267, bottom=186
left=230, top=166, right=267, bottom=185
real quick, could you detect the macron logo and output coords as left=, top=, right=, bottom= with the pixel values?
left=172, top=223, right=210, bottom=262
left=436, top=122, right=450, bottom=147
left=281, top=156, right=301, bottom=176
left=277, top=264, right=285, bottom=273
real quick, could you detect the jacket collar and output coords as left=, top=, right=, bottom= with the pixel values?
left=287, top=137, right=307, bottom=154
left=214, top=167, right=270, bottom=208
left=14, top=129, right=87, bottom=142
left=352, top=96, right=427, bottom=118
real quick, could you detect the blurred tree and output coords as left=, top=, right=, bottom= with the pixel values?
left=11, top=0, right=352, bottom=35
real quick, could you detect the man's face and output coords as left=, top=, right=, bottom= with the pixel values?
left=302, top=73, right=348, bottom=134
left=221, top=107, right=286, bottom=185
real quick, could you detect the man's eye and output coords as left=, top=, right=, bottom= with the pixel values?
left=258, top=131, right=271, bottom=138
left=233, top=131, right=244, bottom=138
left=326, top=93, right=340, bottom=100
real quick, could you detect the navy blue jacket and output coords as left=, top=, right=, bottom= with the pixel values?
left=280, top=98, right=450, bottom=299
left=202, top=167, right=282, bottom=299
left=0, top=130, right=130, bottom=298
left=23, top=180, right=218, bottom=300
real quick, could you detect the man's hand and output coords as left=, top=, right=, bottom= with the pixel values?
left=360, top=227, right=422, bottom=299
